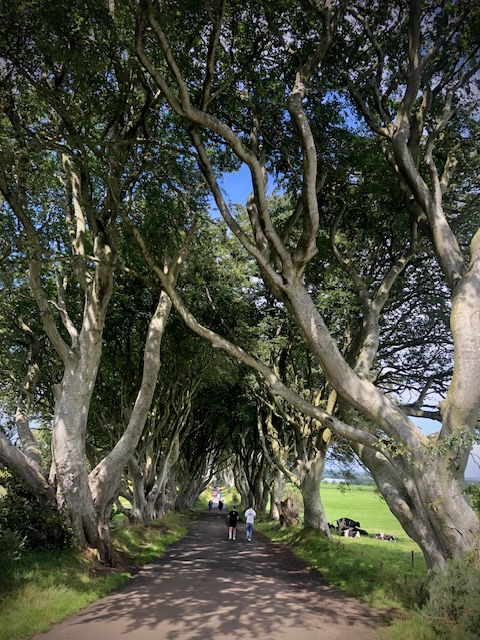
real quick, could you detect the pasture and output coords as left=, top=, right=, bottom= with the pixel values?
left=321, top=483, right=416, bottom=541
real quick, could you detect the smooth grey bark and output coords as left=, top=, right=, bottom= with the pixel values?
left=176, top=459, right=211, bottom=511
left=232, top=461, right=252, bottom=509
left=355, top=442, right=479, bottom=572
left=125, top=363, right=198, bottom=524
left=256, top=407, right=285, bottom=522
left=269, top=468, right=284, bottom=521
left=1, top=153, right=184, bottom=561
left=0, top=156, right=117, bottom=549
left=135, top=0, right=480, bottom=570
left=11, top=317, right=44, bottom=468
left=0, top=19, right=202, bottom=562
left=0, top=431, right=52, bottom=496
left=128, top=456, right=149, bottom=523
left=300, top=452, right=330, bottom=536
left=49, top=231, right=116, bottom=548
left=89, top=286, right=177, bottom=558
left=258, top=404, right=331, bottom=534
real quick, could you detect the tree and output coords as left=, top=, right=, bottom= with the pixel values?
left=134, top=0, right=480, bottom=571
left=0, top=0, right=200, bottom=561
left=1, top=0, right=478, bottom=574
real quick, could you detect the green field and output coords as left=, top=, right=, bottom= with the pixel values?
left=321, top=483, right=414, bottom=539
left=321, top=483, right=427, bottom=578
left=285, top=482, right=420, bottom=545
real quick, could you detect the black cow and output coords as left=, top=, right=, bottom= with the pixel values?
left=336, top=517, right=360, bottom=531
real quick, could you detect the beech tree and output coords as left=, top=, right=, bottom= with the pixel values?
left=1, top=0, right=478, bottom=575
left=134, top=0, right=480, bottom=571
left=0, top=0, right=200, bottom=562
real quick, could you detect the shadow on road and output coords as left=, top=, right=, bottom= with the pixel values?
left=32, top=511, right=388, bottom=640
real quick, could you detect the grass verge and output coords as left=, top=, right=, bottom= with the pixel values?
left=0, top=509, right=199, bottom=640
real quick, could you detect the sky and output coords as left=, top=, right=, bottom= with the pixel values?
left=220, top=164, right=253, bottom=205
left=466, top=446, right=480, bottom=480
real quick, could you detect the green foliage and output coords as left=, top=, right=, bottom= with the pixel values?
left=0, top=3, right=478, bottom=619
left=379, top=614, right=436, bottom=640
left=112, top=513, right=190, bottom=566
left=282, top=483, right=302, bottom=505
left=0, top=472, right=74, bottom=551
left=421, top=555, right=480, bottom=640
left=0, top=527, right=25, bottom=571
left=466, top=482, right=480, bottom=516
left=390, top=574, right=429, bottom=610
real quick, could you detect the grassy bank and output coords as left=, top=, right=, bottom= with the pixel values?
left=0, top=509, right=200, bottom=640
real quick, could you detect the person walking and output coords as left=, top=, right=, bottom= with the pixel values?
left=218, top=499, right=224, bottom=512
left=244, top=505, right=256, bottom=541
left=227, top=505, right=240, bottom=540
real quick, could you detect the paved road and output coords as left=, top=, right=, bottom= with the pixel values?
left=31, top=511, right=388, bottom=639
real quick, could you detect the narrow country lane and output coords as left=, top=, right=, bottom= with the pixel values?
left=31, top=511, right=388, bottom=640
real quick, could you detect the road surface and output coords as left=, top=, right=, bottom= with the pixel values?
left=31, top=510, right=388, bottom=639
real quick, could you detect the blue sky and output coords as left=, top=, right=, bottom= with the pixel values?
left=220, top=164, right=252, bottom=205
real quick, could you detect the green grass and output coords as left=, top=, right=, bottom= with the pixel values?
left=285, top=482, right=422, bottom=545
left=0, top=557, right=129, bottom=640
left=0, top=510, right=198, bottom=640
left=321, top=483, right=410, bottom=536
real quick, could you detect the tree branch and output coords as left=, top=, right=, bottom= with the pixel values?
left=125, top=215, right=385, bottom=452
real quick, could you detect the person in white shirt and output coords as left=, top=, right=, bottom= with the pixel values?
left=244, top=506, right=256, bottom=541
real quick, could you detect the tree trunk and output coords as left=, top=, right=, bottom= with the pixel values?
left=252, top=463, right=265, bottom=512
left=133, top=0, right=480, bottom=574
left=277, top=498, right=301, bottom=527
left=51, top=349, right=103, bottom=548
left=233, top=464, right=251, bottom=509
left=89, top=289, right=175, bottom=525
left=97, top=501, right=114, bottom=566
left=299, top=452, right=331, bottom=538
left=269, top=468, right=284, bottom=521
left=277, top=281, right=479, bottom=566
left=259, top=478, right=270, bottom=515
left=127, top=458, right=149, bottom=523
left=13, top=317, right=43, bottom=468
left=0, top=431, right=52, bottom=496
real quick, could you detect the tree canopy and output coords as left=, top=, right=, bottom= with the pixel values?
left=0, top=0, right=479, bottom=571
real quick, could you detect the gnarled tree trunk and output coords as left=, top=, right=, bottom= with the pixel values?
left=277, top=498, right=301, bottom=527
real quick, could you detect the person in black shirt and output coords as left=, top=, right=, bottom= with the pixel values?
left=227, top=505, right=239, bottom=540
